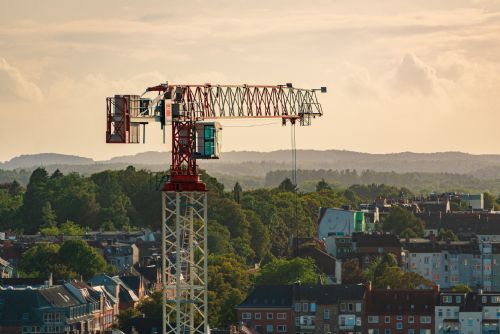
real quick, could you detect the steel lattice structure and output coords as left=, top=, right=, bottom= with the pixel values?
left=105, top=82, right=325, bottom=334
left=162, top=191, right=208, bottom=334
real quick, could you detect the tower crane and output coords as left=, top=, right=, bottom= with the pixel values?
left=105, top=82, right=326, bottom=334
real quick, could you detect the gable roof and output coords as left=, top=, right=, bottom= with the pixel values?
left=0, top=289, right=42, bottom=325
left=237, top=285, right=293, bottom=309
left=355, top=233, right=402, bottom=248
left=294, top=284, right=366, bottom=303
left=39, top=286, right=80, bottom=308
left=366, top=289, right=437, bottom=315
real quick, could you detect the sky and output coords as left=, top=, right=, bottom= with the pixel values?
left=1, top=0, right=500, bottom=162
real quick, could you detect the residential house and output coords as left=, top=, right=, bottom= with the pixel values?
left=364, top=285, right=438, bottom=334
left=0, top=257, right=14, bottom=278
left=353, top=233, right=404, bottom=270
left=0, top=285, right=98, bottom=334
left=103, top=241, right=139, bottom=270
left=236, top=284, right=366, bottom=334
left=402, top=238, right=500, bottom=291
left=236, top=285, right=293, bottom=334
left=88, top=273, right=139, bottom=311
left=435, top=290, right=500, bottom=334
left=293, top=284, right=366, bottom=334
left=319, top=208, right=366, bottom=255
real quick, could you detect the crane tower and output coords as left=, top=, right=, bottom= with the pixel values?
left=105, top=82, right=325, bottom=334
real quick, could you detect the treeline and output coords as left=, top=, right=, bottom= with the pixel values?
left=0, top=167, right=361, bottom=260
left=265, top=169, right=500, bottom=193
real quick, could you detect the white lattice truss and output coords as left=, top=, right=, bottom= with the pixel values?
left=162, top=192, right=208, bottom=334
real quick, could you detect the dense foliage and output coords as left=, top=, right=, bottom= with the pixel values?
left=19, top=239, right=109, bottom=280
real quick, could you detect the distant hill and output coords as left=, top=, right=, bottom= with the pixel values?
left=0, top=153, right=94, bottom=169
left=2, top=150, right=500, bottom=182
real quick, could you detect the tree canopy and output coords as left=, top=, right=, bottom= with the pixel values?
left=256, top=257, right=319, bottom=285
left=382, top=206, right=425, bottom=237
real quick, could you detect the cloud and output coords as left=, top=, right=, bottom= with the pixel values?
left=0, top=58, right=43, bottom=103
left=394, top=53, right=440, bottom=95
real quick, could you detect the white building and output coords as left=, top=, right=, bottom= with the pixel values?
left=435, top=291, right=500, bottom=334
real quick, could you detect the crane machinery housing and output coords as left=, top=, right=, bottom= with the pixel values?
left=105, top=82, right=326, bottom=334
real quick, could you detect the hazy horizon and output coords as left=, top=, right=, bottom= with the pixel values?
left=1, top=0, right=500, bottom=161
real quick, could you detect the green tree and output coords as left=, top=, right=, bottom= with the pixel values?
left=247, top=210, right=270, bottom=261
left=207, top=221, right=233, bottom=254
left=19, top=243, right=76, bottom=280
left=452, top=284, right=472, bottom=293
left=40, top=202, right=57, bottom=228
left=256, top=257, right=318, bottom=285
left=137, top=291, right=162, bottom=318
left=8, top=180, right=23, bottom=196
left=208, top=255, right=253, bottom=327
left=59, top=239, right=108, bottom=279
left=316, top=179, right=331, bottom=192
left=484, top=192, right=499, bottom=210
left=382, top=206, right=425, bottom=237
left=59, top=220, right=85, bottom=235
left=341, top=258, right=366, bottom=284
left=20, top=168, right=49, bottom=233
left=278, top=178, right=297, bottom=192
left=438, top=229, right=459, bottom=241
left=233, top=182, right=242, bottom=204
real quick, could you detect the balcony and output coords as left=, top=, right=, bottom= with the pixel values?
left=297, top=325, right=315, bottom=330
left=339, top=325, right=355, bottom=330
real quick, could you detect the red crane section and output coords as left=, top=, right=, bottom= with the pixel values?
left=106, top=83, right=325, bottom=191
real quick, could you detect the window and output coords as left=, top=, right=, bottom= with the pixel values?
left=348, top=303, right=354, bottom=311
left=385, top=329, right=391, bottom=334
left=277, top=313, right=286, bottom=320
left=443, top=296, right=452, bottom=303
left=310, top=303, right=316, bottom=312
left=277, top=325, right=286, bottom=332
left=302, top=303, right=309, bottom=312
left=437, top=309, right=443, bottom=317
left=295, top=303, right=301, bottom=312
left=22, top=327, right=29, bottom=333
left=420, top=316, right=431, bottom=324
left=242, top=313, right=251, bottom=320
left=324, top=309, right=330, bottom=320
left=419, top=330, right=431, bottom=334
left=340, top=303, right=346, bottom=311
left=255, top=313, right=261, bottom=320
left=456, top=296, right=462, bottom=303
left=295, top=317, right=300, bottom=326
left=266, top=324, right=273, bottom=333
left=492, top=296, right=500, bottom=303
left=255, top=325, right=262, bottom=333
left=368, top=316, right=379, bottom=323
left=368, top=330, right=379, bottom=334
left=385, top=316, right=391, bottom=323
left=356, top=303, right=362, bottom=312
left=408, top=330, right=415, bottom=334
left=424, top=257, right=429, bottom=264
left=397, top=315, right=403, bottom=321
left=267, top=313, right=273, bottom=320
left=408, top=316, right=414, bottom=323
left=396, top=322, right=403, bottom=330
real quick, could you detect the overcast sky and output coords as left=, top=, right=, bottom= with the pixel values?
left=1, top=0, right=500, bottom=161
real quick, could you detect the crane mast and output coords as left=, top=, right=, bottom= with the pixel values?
left=105, top=82, right=325, bottom=334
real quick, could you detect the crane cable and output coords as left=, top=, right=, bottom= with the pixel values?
left=291, top=122, right=298, bottom=255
